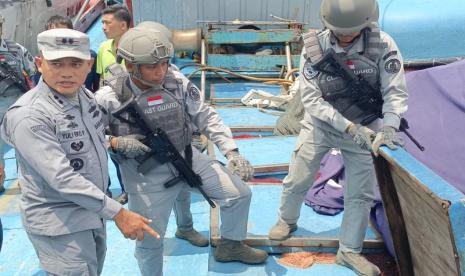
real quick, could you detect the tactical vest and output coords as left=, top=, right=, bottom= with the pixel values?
left=0, top=39, right=26, bottom=96
left=107, top=67, right=192, bottom=153
left=302, top=23, right=383, bottom=124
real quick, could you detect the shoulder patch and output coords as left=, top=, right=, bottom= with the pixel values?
left=382, top=51, right=398, bottom=61
left=385, top=58, right=401, bottom=74
left=31, top=125, right=47, bottom=133
left=303, top=61, right=318, bottom=80
left=187, top=83, right=201, bottom=102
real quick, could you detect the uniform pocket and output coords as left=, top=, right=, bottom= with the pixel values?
left=61, top=138, right=90, bottom=172
left=62, top=139, right=90, bottom=155
left=291, top=128, right=312, bottom=157
left=57, top=123, right=92, bottom=172
left=40, top=254, right=90, bottom=276
left=119, top=159, right=175, bottom=194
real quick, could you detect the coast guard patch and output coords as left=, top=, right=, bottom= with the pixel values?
left=188, top=83, right=201, bottom=102
left=385, top=58, right=401, bottom=74
left=303, top=61, right=318, bottom=80
left=71, top=141, right=84, bottom=152
left=70, top=158, right=84, bottom=171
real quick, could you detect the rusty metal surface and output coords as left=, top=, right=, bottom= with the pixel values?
left=207, top=29, right=301, bottom=44
left=130, top=0, right=322, bottom=30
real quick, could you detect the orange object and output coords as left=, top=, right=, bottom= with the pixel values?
left=312, top=252, right=336, bottom=264
left=278, top=252, right=315, bottom=269
left=277, top=252, right=336, bottom=269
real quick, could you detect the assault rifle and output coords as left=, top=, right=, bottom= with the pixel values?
left=312, top=48, right=425, bottom=151
left=112, top=95, right=216, bottom=208
left=0, top=62, right=29, bottom=92
left=312, top=48, right=383, bottom=125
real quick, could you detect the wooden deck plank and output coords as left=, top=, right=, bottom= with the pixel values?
left=378, top=148, right=465, bottom=276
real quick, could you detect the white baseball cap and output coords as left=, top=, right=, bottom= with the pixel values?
left=37, top=28, right=91, bottom=60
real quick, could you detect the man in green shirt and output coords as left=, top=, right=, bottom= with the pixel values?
left=96, top=5, right=130, bottom=81
left=96, top=4, right=131, bottom=204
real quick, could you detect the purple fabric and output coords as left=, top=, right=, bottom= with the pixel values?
left=402, top=60, right=465, bottom=193
left=304, top=151, right=345, bottom=215
left=370, top=202, right=395, bottom=256
left=371, top=181, right=395, bottom=256
left=371, top=60, right=465, bottom=257
left=304, top=150, right=395, bottom=255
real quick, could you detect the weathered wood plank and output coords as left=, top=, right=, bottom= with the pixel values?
left=229, top=126, right=275, bottom=133
left=374, top=155, right=414, bottom=276
left=393, top=171, right=457, bottom=276
left=378, top=148, right=463, bottom=276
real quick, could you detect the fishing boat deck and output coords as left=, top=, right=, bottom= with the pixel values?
left=0, top=144, right=390, bottom=275
left=0, top=14, right=398, bottom=276
left=0, top=79, right=397, bottom=275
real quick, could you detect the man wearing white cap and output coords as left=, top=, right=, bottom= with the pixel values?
left=0, top=28, right=159, bottom=275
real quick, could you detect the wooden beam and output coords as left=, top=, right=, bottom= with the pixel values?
left=374, top=153, right=414, bottom=276
left=210, top=98, right=242, bottom=104
left=209, top=178, right=384, bottom=251
left=229, top=126, right=275, bottom=133
left=211, top=235, right=383, bottom=249
left=253, top=164, right=289, bottom=173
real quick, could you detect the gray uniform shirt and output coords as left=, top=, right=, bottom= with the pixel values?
left=299, top=30, right=408, bottom=133
left=0, top=79, right=121, bottom=236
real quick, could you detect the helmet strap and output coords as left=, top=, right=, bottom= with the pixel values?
left=131, top=64, right=165, bottom=89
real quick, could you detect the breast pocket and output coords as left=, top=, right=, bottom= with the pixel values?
left=57, top=119, right=92, bottom=172
left=63, top=138, right=92, bottom=172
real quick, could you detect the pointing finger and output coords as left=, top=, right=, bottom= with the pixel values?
left=140, top=215, right=153, bottom=225
left=143, top=224, right=160, bottom=239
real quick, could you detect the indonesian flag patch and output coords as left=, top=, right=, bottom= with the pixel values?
left=147, top=95, right=163, bottom=106
left=346, top=60, right=355, bottom=70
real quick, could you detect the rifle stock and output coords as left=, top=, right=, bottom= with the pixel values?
left=399, top=118, right=425, bottom=151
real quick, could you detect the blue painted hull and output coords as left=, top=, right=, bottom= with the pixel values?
left=379, top=0, right=465, bottom=60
